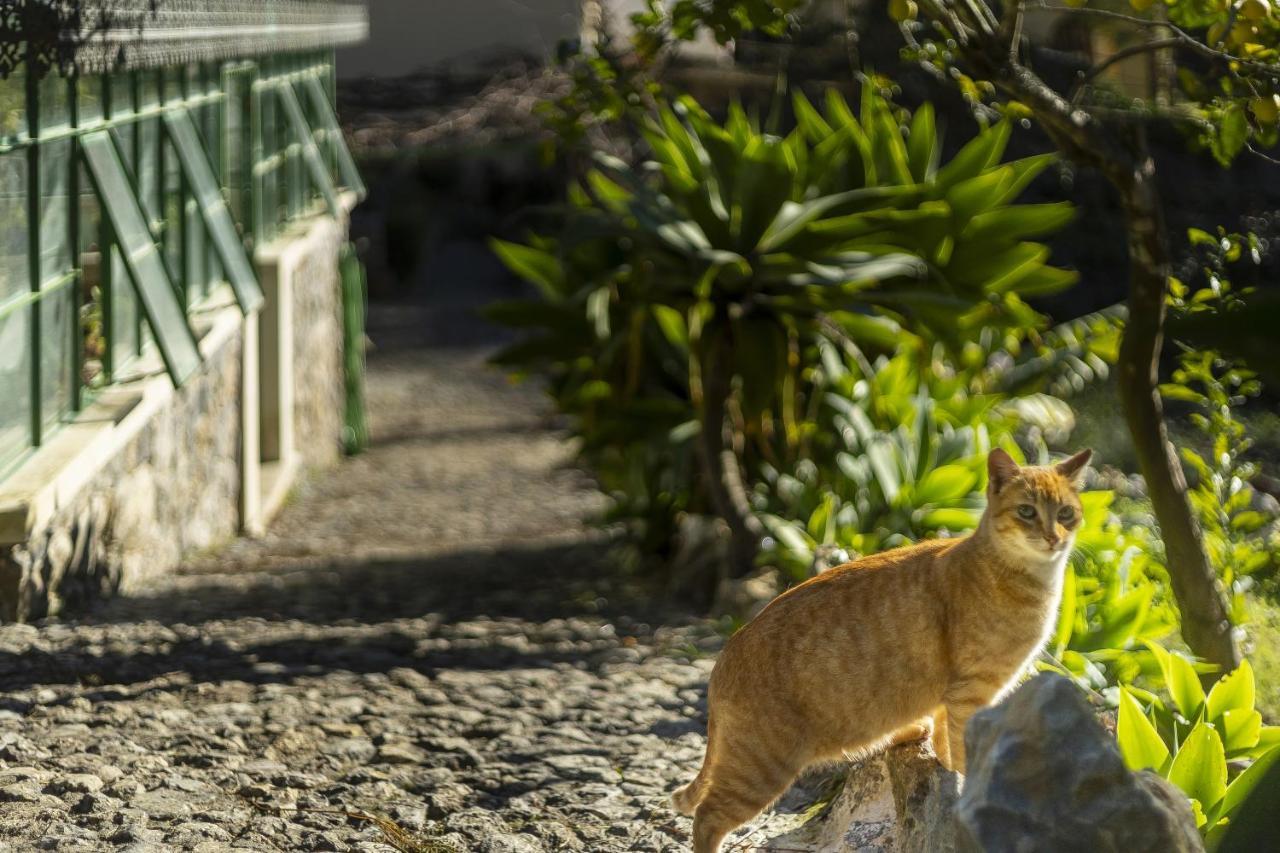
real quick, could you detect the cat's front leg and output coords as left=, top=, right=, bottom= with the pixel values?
left=942, top=677, right=1002, bottom=773
left=929, top=706, right=950, bottom=767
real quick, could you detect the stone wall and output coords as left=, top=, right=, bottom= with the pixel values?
left=0, top=328, right=244, bottom=622
left=0, top=214, right=352, bottom=623
left=291, top=217, right=347, bottom=468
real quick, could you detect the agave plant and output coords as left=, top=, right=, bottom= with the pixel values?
left=756, top=343, right=1012, bottom=578
left=490, top=87, right=1079, bottom=580
left=1118, top=656, right=1280, bottom=846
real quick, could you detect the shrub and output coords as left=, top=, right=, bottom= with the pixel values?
left=490, top=87, right=1078, bottom=581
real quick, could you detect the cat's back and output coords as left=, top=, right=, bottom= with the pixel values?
left=765, top=535, right=958, bottom=613
left=716, top=536, right=960, bottom=660
left=707, top=535, right=962, bottom=711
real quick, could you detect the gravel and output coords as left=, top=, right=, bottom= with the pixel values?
left=0, top=307, right=747, bottom=852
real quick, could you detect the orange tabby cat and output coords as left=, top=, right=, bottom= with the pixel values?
left=673, top=447, right=1092, bottom=853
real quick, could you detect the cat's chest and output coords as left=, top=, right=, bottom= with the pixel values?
left=966, top=575, right=1064, bottom=661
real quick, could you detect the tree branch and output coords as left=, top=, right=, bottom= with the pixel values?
left=1023, top=1, right=1280, bottom=80
left=1080, top=36, right=1180, bottom=84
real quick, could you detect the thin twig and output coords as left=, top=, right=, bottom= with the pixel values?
left=1246, top=142, right=1280, bottom=166
left=1081, top=37, right=1180, bottom=84
left=1024, top=1, right=1280, bottom=79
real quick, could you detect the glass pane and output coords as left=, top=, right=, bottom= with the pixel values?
left=139, top=70, right=159, bottom=108
left=109, top=246, right=139, bottom=372
left=113, top=122, right=135, bottom=176
left=0, top=151, right=28, bottom=304
left=81, top=130, right=199, bottom=383
left=38, top=72, right=69, bottom=132
left=0, top=66, right=26, bottom=143
left=163, top=67, right=182, bottom=104
left=185, top=198, right=204, bottom=302
left=138, top=117, right=159, bottom=222
left=302, top=75, right=364, bottom=196
left=163, top=139, right=182, bottom=290
left=0, top=304, right=31, bottom=462
left=40, top=287, right=72, bottom=431
left=39, top=139, right=71, bottom=285
left=164, top=109, right=261, bottom=312
left=277, top=83, right=338, bottom=214
left=79, top=163, right=105, bottom=388
left=77, top=74, right=103, bottom=126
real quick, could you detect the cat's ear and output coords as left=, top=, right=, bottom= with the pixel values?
left=1054, top=448, right=1093, bottom=485
left=988, top=448, right=1020, bottom=493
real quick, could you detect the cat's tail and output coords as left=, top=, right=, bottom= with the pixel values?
left=671, top=769, right=709, bottom=816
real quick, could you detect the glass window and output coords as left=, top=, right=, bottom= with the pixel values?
left=38, top=72, right=69, bottom=133
left=40, top=284, right=73, bottom=428
left=109, top=245, right=140, bottom=375
left=301, top=75, right=365, bottom=196
left=0, top=306, right=31, bottom=462
left=165, top=109, right=262, bottom=312
left=162, top=138, right=183, bottom=291
left=0, top=67, right=26, bottom=143
left=81, top=130, right=200, bottom=384
left=0, top=150, right=28, bottom=305
left=38, top=138, right=72, bottom=285
left=277, top=82, right=338, bottom=215
left=137, top=117, right=160, bottom=223
left=77, top=75, right=103, bottom=126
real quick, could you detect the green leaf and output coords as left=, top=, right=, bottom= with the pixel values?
left=1084, top=585, right=1153, bottom=651
left=906, top=103, right=938, bottom=182
left=651, top=305, right=689, bottom=349
left=936, top=121, right=1010, bottom=187
left=1222, top=709, right=1263, bottom=754
left=1118, top=688, right=1171, bottom=773
left=866, top=438, right=901, bottom=503
left=760, top=513, right=816, bottom=558
left=792, top=90, right=833, bottom=141
left=1157, top=647, right=1207, bottom=720
left=735, top=137, right=795, bottom=251
left=915, top=464, right=978, bottom=504
left=1211, top=744, right=1280, bottom=827
left=1207, top=660, right=1255, bottom=722
left=1052, top=564, right=1076, bottom=656
left=919, top=506, right=980, bottom=530
left=1168, top=722, right=1227, bottom=811
left=1213, top=103, right=1248, bottom=167
left=962, top=203, right=1075, bottom=243
left=490, top=238, right=563, bottom=299
left=587, top=287, right=611, bottom=339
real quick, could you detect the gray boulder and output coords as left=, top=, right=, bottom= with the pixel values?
left=956, top=673, right=1204, bottom=853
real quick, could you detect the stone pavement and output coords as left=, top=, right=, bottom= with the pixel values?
left=0, top=296, right=788, bottom=852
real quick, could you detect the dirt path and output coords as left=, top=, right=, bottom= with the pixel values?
left=0, top=291, right=749, bottom=852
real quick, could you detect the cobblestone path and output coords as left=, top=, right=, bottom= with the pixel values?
left=0, top=296, right=761, bottom=852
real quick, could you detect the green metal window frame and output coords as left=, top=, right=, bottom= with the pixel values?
left=0, top=48, right=366, bottom=478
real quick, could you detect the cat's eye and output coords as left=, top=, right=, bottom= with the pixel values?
left=1057, top=506, right=1076, bottom=523
left=1016, top=504, right=1037, bottom=520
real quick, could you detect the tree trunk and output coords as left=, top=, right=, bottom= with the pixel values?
left=1112, top=144, right=1242, bottom=675
left=951, top=35, right=1243, bottom=675
left=699, top=332, right=764, bottom=583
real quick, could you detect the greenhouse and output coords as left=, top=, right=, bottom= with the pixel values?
left=0, top=0, right=366, bottom=475
left=0, top=1, right=367, bottom=621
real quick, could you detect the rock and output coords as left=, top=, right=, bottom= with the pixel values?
left=956, top=673, right=1203, bottom=853
left=376, top=742, right=426, bottom=765
left=762, top=740, right=957, bottom=853
left=886, top=740, right=960, bottom=853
